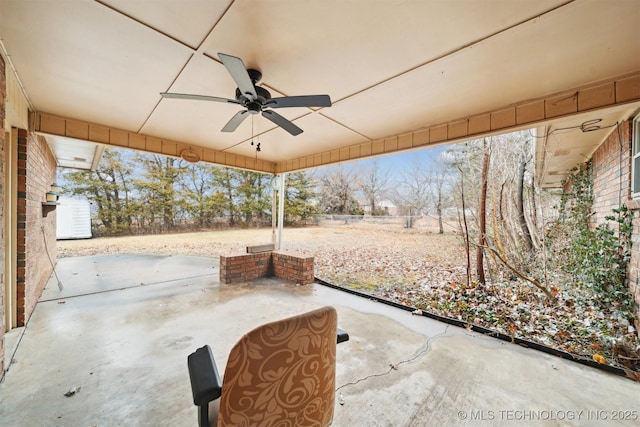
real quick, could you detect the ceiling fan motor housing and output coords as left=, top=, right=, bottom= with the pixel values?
left=246, top=102, right=261, bottom=114
left=236, top=84, right=272, bottom=111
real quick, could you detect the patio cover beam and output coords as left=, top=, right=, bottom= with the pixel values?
left=31, top=112, right=276, bottom=174
left=276, top=72, right=640, bottom=173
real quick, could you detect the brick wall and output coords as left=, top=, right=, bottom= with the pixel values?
left=273, top=252, right=314, bottom=285
left=220, top=252, right=273, bottom=283
left=590, top=119, right=640, bottom=331
left=0, top=52, right=6, bottom=377
left=16, top=129, right=56, bottom=327
left=220, top=251, right=314, bottom=285
left=591, top=121, right=632, bottom=226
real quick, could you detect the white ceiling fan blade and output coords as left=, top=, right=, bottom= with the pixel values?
left=222, top=110, right=250, bottom=132
left=160, top=92, right=239, bottom=104
left=218, top=53, right=257, bottom=101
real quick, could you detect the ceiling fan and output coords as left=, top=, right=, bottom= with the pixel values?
left=160, top=53, right=332, bottom=136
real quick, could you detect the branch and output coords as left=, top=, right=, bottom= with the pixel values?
left=476, top=243, right=556, bottom=301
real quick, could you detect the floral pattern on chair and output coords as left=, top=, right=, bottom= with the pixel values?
left=217, top=306, right=338, bottom=427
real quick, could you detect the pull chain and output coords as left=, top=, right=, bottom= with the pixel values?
left=250, top=116, right=260, bottom=158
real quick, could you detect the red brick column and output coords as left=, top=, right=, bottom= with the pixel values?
left=16, top=130, right=56, bottom=327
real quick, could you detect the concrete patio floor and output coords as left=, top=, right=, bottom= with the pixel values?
left=1, top=254, right=639, bottom=426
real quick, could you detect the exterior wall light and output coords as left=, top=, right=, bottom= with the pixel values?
left=46, top=183, right=60, bottom=202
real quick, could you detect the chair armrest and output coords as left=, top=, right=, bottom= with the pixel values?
left=337, top=328, right=349, bottom=344
left=187, top=345, right=222, bottom=406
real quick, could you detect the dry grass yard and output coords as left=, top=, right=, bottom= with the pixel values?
left=58, top=217, right=466, bottom=290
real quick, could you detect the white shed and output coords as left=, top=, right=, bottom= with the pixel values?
left=56, top=197, right=92, bottom=240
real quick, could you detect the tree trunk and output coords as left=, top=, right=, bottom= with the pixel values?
left=224, top=169, right=235, bottom=226
left=458, top=166, right=471, bottom=287
left=517, top=155, right=534, bottom=252
left=530, top=174, right=540, bottom=248
left=437, top=189, right=444, bottom=234
left=476, top=138, right=490, bottom=285
left=408, top=207, right=414, bottom=229
left=499, top=181, right=506, bottom=224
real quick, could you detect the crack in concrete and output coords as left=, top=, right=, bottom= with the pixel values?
left=336, top=325, right=450, bottom=392
left=40, top=272, right=219, bottom=303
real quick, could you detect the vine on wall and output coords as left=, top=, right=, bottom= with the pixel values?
left=549, top=162, right=634, bottom=313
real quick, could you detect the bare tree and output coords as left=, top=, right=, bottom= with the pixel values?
left=517, top=151, right=534, bottom=252
left=442, top=142, right=483, bottom=284
left=315, top=165, right=363, bottom=215
left=393, top=156, right=432, bottom=228
left=457, top=165, right=472, bottom=286
left=443, top=131, right=556, bottom=297
left=429, top=154, right=454, bottom=234
left=358, top=160, right=391, bottom=215
left=476, top=138, right=490, bottom=285
left=434, top=171, right=447, bottom=234
left=487, top=132, right=539, bottom=266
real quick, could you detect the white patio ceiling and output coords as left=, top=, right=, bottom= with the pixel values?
left=1, top=0, right=639, bottom=185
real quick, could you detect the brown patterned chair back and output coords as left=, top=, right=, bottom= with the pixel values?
left=217, top=306, right=338, bottom=426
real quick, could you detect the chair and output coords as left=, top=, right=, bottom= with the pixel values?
left=187, top=306, right=348, bottom=427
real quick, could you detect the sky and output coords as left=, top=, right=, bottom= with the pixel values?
left=359, top=144, right=449, bottom=170
left=319, top=143, right=452, bottom=183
